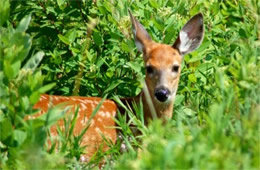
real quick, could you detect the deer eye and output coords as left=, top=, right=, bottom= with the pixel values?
left=146, top=66, right=154, bottom=75
left=172, top=65, right=179, bottom=72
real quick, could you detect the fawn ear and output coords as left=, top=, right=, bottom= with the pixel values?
left=129, top=9, right=152, bottom=53
left=173, top=13, right=204, bottom=56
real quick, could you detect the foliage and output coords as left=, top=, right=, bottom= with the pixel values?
left=0, top=0, right=259, bottom=169
left=9, top=0, right=142, bottom=97
left=0, top=4, right=65, bottom=169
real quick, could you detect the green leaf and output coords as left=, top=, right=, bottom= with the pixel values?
left=188, top=73, right=197, bottom=83
left=153, top=17, right=164, bottom=31
left=183, top=108, right=196, bottom=116
left=149, top=0, right=159, bottom=8
left=164, top=28, right=175, bottom=44
left=12, top=61, right=21, bottom=78
left=103, top=1, right=112, bottom=13
left=10, top=32, right=32, bottom=62
left=3, top=61, right=14, bottom=79
left=106, top=67, right=115, bottom=78
left=57, top=0, right=66, bottom=10
left=3, top=60, right=20, bottom=79
left=174, top=94, right=184, bottom=106
left=38, top=83, right=56, bottom=93
left=187, top=51, right=205, bottom=63
left=110, top=31, right=123, bottom=40
left=13, top=130, right=27, bottom=146
left=121, top=42, right=130, bottom=52
left=0, top=0, right=10, bottom=26
left=197, top=63, right=215, bottom=73
left=211, top=3, right=220, bottom=15
left=190, top=5, right=201, bottom=16
left=126, top=61, right=142, bottom=73
left=22, top=51, right=44, bottom=71
left=239, top=80, right=251, bottom=89
left=30, top=92, right=41, bottom=104
left=239, top=28, right=247, bottom=38
left=0, top=117, right=13, bottom=141
left=71, top=47, right=80, bottom=55
left=16, top=15, right=31, bottom=32
left=93, top=31, right=103, bottom=46
left=104, top=80, right=123, bottom=93
left=58, top=34, right=70, bottom=45
left=67, top=29, right=77, bottom=43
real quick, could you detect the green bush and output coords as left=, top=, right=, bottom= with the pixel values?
left=0, top=1, right=65, bottom=168
left=1, top=0, right=259, bottom=169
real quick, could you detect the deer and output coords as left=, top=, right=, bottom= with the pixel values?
left=30, top=11, right=204, bottom=162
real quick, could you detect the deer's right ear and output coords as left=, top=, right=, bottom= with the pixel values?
left=173, top=13, right=204, bottom=56
left=128, top=10, right=152, bottom=53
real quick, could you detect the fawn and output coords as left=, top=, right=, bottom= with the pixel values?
left=31, top=11, right=204, bottom=161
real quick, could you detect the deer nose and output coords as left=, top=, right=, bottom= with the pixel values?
left=154, top=87, right=170, bottom=102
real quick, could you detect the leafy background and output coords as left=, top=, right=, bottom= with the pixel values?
left=0, top=0, right=259, bottom=169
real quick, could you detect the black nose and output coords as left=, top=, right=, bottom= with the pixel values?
left=154, top=87, right=170, bottom=102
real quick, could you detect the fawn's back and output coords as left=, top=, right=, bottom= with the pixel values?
left=31, top=94, right=117, bottom=161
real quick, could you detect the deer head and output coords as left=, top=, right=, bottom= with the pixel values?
left=129, top=10, right=204, bottom=120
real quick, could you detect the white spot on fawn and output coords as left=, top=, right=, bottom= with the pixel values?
left=90, top=119, right=95, bottom=127
left=91, top=136, right=96, bottom=141
left=95, top=127, right=101, bottom=133
left=28, top=115, right=36, bottom=120
left=105, top=100, right=114, bottom=104
left=83, top=136, right=89, bottom=142
left=80, top=155, right=88, bottom=162
left=105, top=111, right=111, bottom=118
left=91, top=103, right=95, bottom=109
left=53, top=96, right=59, bottom=101
left=87, top=99, right=93, bottom=103
left=112, top=111, right=116, bottom=117
left=80, top=103, right=87, bottom=111
left=80, top=118, right=88, bottom=125
left=98, top=111, right=106, bottom=117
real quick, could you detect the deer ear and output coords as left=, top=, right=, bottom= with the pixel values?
left=128, top=9, right=152, bottom=53
left=173, top=13, right=204, bottom=56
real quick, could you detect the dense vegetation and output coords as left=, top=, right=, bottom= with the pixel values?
left=0, top=0, right=259, bottom=169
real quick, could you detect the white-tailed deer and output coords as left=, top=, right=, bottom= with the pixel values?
left=31, top=11, right=204, bottom=161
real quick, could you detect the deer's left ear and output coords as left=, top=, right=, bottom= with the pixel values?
left=173, top=13, right=204, bottom=56
left=128, top=9, right=152, bottom=54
